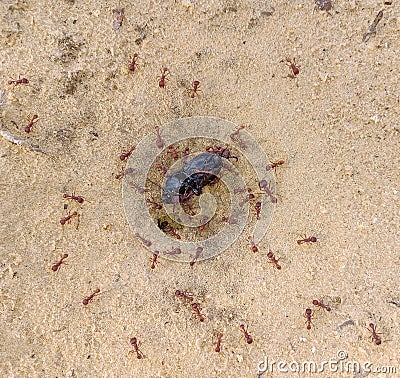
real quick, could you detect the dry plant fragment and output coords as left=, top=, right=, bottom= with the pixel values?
left=363, top=10, right=384, bottom=42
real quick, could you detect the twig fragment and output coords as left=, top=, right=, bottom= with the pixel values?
left=362, top=10, right=384, bottom=42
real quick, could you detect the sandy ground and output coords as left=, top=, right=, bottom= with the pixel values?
left=1, top=0, right=400, bottom=377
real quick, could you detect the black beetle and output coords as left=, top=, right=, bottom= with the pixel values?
left=162, top=151, right=231, bottom=204
left=179, top=171, right=218, bottom=199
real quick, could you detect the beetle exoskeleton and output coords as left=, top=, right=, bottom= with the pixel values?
left=162, top=152, right=224, bottom=204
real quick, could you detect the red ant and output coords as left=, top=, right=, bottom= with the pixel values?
left=115, top=168, right=134, bottom=180
left=149, top=252, right=159, bottom=269
left=259, top=180, right=278, bottom=203
left=304, top=308, right=313, bottom=330
left=51, top=253, right=68, bottom=272
left=190, top=80, right=200, bottom=98
left=167, top=145, right=180, bottom=159
left=82, top=288, right=100, bottom=305
left=191, top=303, right=205, bottom=322
left=129, top=337, right=143, bottom=359
left=239, top=189, right=255, bottom=207
left=181, top=147, right=190, bottom=162
left=312, top=299, right=331, bottom=312
left=240, top=324, right=253, bottom=344
left=247, top=236, right=258, bottom=253
left=230, top=125, right=246, bottom=149
left=8, top=77, right=29, bottom=86
left=129, top=53, right=139, bottom=72
left=146, top=198, right=162, bottom=210
left=190, top=247, right=203, bottom=266
left=63, top=192, right=84, bottom=204
left=214, top=332, right=223, bottom=352
left=175, top=290, right=193, bottom=303
left=285, top=57, right=300, bottom=78
left=267, top=250, right=282, bottom=270
left=266, top=160, right=285, bottom=172
left=368, top=323, right=382, bottom=345
left=255, top=201, right=262, bottom=220
left=135, top=233, right=152, bottom=247
left=60, top=211, right=79, bottom=226
left=158, top=67, right=169, bottom=88
left=24, top=114, right=38, bottom=133
left=120, top=145, right=136, bottom=161
left=158, top=220, right=181, bottom=239
left=297, top=235, right=317, bottom=245
left=155, top=126, right=165, bottom=149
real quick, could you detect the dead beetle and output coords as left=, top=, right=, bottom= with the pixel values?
left=162, top=151, right=235, bottom=204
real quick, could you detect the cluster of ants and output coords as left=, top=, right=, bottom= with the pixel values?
left=136, top=129, right=384, bottom=347
left=304, top=303, right=382, bottom=345
left=53, top=191, right=104, bottom=307
left=250, top=233, right=382, bottom=345
left=51, top=123, right=384, bottom=354
left=129, top=53, right=299, bottom=95
left=128, top=290, right=253, bottom=358
left=110, top=122, right=283, bottom=354
left=113, top=121, right=351, bottom=351
left=8, top=40, right=380, bottom=364
left=128, top=53, right=201, bottom=98
left=6, top=53, right=298, bottom=135
left=173, top=290, right=253, bottom=354
left=7, top=76, right=104, bottom=308
left=7, top=77, right=39, bottom=133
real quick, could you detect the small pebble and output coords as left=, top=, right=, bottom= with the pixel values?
left=337, top=319, right=355, bottom=331
left=113, top=8, right=124, bottom=31
left=315, top=0, right=332, bottom=11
